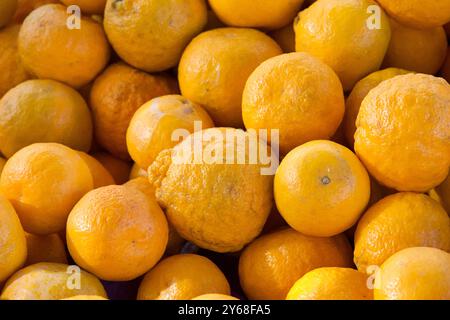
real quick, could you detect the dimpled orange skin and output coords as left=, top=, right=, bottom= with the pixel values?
left=376, top=0, right=450, bottom=29
left=0, top=143, right=94, bottom=235
left=0, top=25, right=31, bottom=98
left=60, top=0, right=107, bottom=14
left=208, top=0, right=305, bottom=30
left=127, top=95, right=214, bottom=170
left=104, top=0, right=207, bottom=72
left=12, top=0, right=57, bottom=23
left=24, top=233, right=67, bottom=266
left=178, top=28, right=282, bottom=128
left=77, top=152, right=115, bottom=189
left=90, top=63, right=178, bottom=160
left=67, top=185, right=169, bottom=281
left=0, top=195, right=27, bottom=283
left=382, top=20, right=447, bottom=75
left=148, top=128, right=274, bottom=253
left=375, top=247, right=450, bottom=300
left=274, top=140, right=370, bottom=237
left=137, top=254, right=230, bottom=300
left=192, top=294, right=238, bottom=300
left=239, top=228, right=353, bottom=300
left=354, top=192, right=450, bottom=273
left=242, top=52, right=345, bottom=155
left=294, top=0, right=391, bottom=91
left=0, top=0, right=17, bottom=27
left=286, top=267, right=373, bottom=300
left=0, top=79, right=93, bottom=158
left=344, top=68, right=412, bottom=146
left=0, top=263, right=107, bottom=300
left=18, top=4, right=110, bottom=88
left=92, top=152, right=131, bottom=184
left=354, top=74, right=450, bottom=192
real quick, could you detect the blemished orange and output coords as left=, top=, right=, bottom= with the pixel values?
left=90, top=63, right=178, bottom=160
left=375, top=247, right=450, bottom=300
left=178, top=28, right=282, bottom=127
left=77, top=152, right=115, bottom=189
left=12, top=0, right=57, bottom=23
left=192, top=294, right=238, bottom=300
left=239, top=228, right=353, bottom=300
left=67, top=185, right=168, bottom=281
left=0, top=143, right=94, bottom=235
left=25, top=233, right=67, bottom=266
left=0, top=263, right=107, bottom=300
left=354, top=192, right=450, bottom=273
left=269, top=23, right=296, bottom=53
left=286, top=268, right=373, bottom=300
left=208, top=0, right=304, bottom=30
left=0, top=0, right=17, bottom=27
left=0, top=194, right=27, bottom=283
left=148, top=128, right=274, bottom=253
left=344, top=68, right=412, bottom=146
left=435, top=174, right=450, bottom=213
left=242, top=52, right=345, bottom=155
left=61, top=295, right=108, bottom=300
left=294, top=0, right=391, bottom=91
left=354, top=74, right=450, bottom=192
left=127, top=95, right=214, bottom=170
left=0, top=25, right=30, bottom=98
left=274, top=140, right=370, bottom=237
left=92, top=152, right=131, bottom=184
left=137, top=254, right=230, bottom=300
left=382, top=20, right=447, bottom=75
left=18, top=4, right=110, bottom=88
left=0, top=79, right=93, bottom=158
left=60, top=0, right=107, bottom=14
left=104, top=0, right=207, bottom=72
left=376, top=0, right=450, bottom=29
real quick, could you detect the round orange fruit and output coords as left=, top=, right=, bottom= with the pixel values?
left=76, top=152, right=115, bottom=189
left=24, top=233, right=67, bottom=266
left=0, top=0, right=17, bottom=27
left=60, top=0, right=106, bottom=14
left=92, top=152, right=131, bottom=184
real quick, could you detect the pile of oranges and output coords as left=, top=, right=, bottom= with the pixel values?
left=0, top=0, right=449, bottom=301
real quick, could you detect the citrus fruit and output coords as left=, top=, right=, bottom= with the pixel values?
left=178, top=28, right=282, bottom=127
left=0, top=143, right=93, bottom=235
left=375, top=247, right=450, bottom=300
left=129, top=163, right=148, bottom=180
left=274, top=140, right=370, bottom=237
left=24, top=233, right=67, bottom=266
left=269, top=23, right=296, bottom=53
left=18, top=4, right=110, bottom=88
left=77, top=152, right=114, bottom=189
left=0, top=157, right=6, bottom=174
left=0, top=194, right=27, bottom=283
left=294, top=0, right=391, bottom=91
left=67, top=185, right=168, bottom=281
left=0, top=262, right=106, bottom=300
left=286, top=267, right=372, bottom=300
left=60, top=0, right=107, bottom=14
left=0, top=0, right=17, bottom=27
left=192, top=294, right=238, bottom=300
left=354, top=192, right=450, bottom=273
left=92, top=152, right=131, bottom=184
left=354, top=73, right=450, bottom=192
left=127, top=95, right=214, bottom=170
left=208, top=0, right=304, bottom=29
left=104, top=0, right=207, bottom=72
left=242, top=52, right=345, bottom=155
left=148, top=128, right=274, bottom=253
left=12, top=0, right=57, bottom=23
left=435, top=174, right=450, bottom=213
left=90, top=63, right=177, bottom=160
left=137, top=254, right=230, bottom=300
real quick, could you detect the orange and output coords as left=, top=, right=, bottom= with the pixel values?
left=178, top=28, right=282, bottom=127
left=242, top=52, right=345, bottom=155
left=0, top=157, right=6, bottom=175
left=60, top=0, right=107, bottom=14
left=61, top=295, right=108, bottom=300
left=354, top=192, right=450, bottom=273
left=67, top=185, right=168, bottom=281
left=294, top=0, right=391, bottom=91
left=77, top=152, right=114, bottom=189
left=274, top=140, right=370, bottom=237
left=104, top=0, right=207, bottom=72
left=435, top=174, right=450, bottom=213
left=344, top=68, right=412, bottom=146
left=0, top=0, right=17, bottom=27
left=239, top=228, right=353, bottom=300
left=376, top=0, right=450, bottom=29
left=0, top=194, right=27, bottom=283
left=286, top=268, right=372, bottom=300
left=375, top=247, right=450, bottom=300
left=148, top=128, right=274, bottom=253
left=208, top=0, right=304, bottom=30
left=137, top=254, right=230, bottom=300
left=129, top=163, right=148, bottom=180
left=18, top=4, right=110, bottom=88
left=192, top=294, right=238, bottom=300
left=127, top=95, right=214, bottom=170
left=0, top=79, right=93, bottom=158
left=382, top=19, right=447, bottom=75
left=12, top=0, right=58, bottom=23
left=0, top=143, right=93, bottom=235
left=24, top=233, right=67, bottom=266
left=0, top=24, right=30, bottom=98
left=90, top=63, right=177, bottom=160
left=0, top=263, right=107, bottom=300
left=269, top=23, right=296, bottom=53
left=92, top=152, right=131, bottom=184
left=354, top=74, right=450, bottom=192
